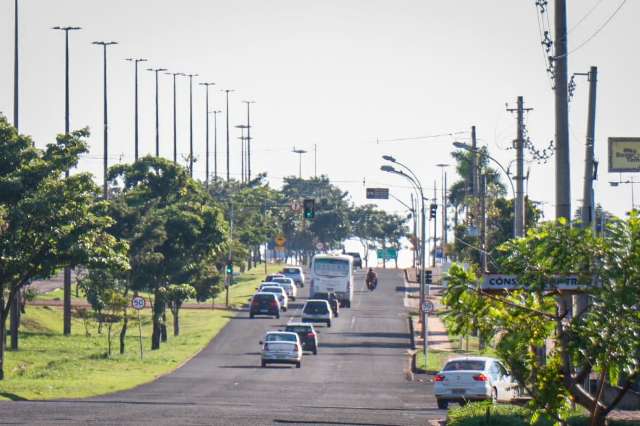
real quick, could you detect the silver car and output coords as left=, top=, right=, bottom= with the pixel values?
left=269, top=277, right=297, bottom=301
left=301, top=299, right=332, bottom=327
left=261, top=340, right=302, bottom=368
left=259, top=285, right=288, bottom=311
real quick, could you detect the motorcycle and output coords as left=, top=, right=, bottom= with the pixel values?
left=366, top=277, right=378, bottom=291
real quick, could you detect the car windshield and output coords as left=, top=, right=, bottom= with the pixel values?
left=443, top=360, right=486, bottom=371
left=265, top=333, right=297, bottom=342
left=254, top=294, right=275, bottom=302
left=262, top=287, right=283, bottom=294
left=285, top=326, right=312, bottom=334
left=314, top=258, right=349, bottom=277
left=273, top=279, right=291, bottom=285
left=283, top=268, right=300, bottom=274
left=304, top=302, right=329, bottom=314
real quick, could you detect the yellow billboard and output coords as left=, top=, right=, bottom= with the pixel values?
left=609, top=137, right=640, bottom=172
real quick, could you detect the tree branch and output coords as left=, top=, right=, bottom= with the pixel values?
left=603, top=371, right=640, bottom=416
left=475, top=288, right=559, bottom=320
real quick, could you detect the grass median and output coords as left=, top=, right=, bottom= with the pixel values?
left=1, top=263, right=284, bottom=401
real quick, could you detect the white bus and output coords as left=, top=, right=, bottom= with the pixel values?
left=309, top=254, right=354, bottom=308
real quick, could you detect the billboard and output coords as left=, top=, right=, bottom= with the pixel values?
left=481, top=275, right=585, bottom=291
left=609, top=137, right=640, bottom=172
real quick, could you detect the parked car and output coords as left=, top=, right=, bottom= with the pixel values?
left=269, top=277, right=297, bottom=301
left=261, top=340, right=302, bottom=368
left=260, top=331, right=300, bottom=346
left=249, top=293, right=280, bottom=319
left=312, top=291, right=339, bottom=317
left=301, top=299, right=332, bottom=327
left=260, top=285, right=288, bottom=311
left=434, top=357, right=519, bottom=409
left=281, top=266, right=305, bottom=287
left=345, top=252, right=363, bottom=269
left=284, top=322, right=318, bottom=355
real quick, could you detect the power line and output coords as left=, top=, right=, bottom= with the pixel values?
left=375, top=131, right=466, bottom=144
left=568, top=0, right=605, bottom=34
left=566, top=0, right=628, bottom=56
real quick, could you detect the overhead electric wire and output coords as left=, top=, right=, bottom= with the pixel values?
left=568, top=0, right=627, bottom=56
left=568, top=0, right=605, bottom=33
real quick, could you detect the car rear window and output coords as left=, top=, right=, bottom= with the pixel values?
left=304, top=302, right=329, bottom=314
left=266, top=333, right=297, bottom=342
left=283, top=268, right=300, bottom=274
left=285, top=326, right=312, bottom=333
left=262, top=287, right=283, bottom=294
left=254, top=294, right=275, bottom=302
left=443, top=360, right=486, bottom=371
left=265, top=342, right=295, bottom=351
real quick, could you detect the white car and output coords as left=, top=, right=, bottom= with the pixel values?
left=434, top=357, right=519, bottom=409
left=259, top=286, right=288, bottom=311
left=260, top=331, right=301, bottom=346
left=301, top=299, right=333, bottom=327
left=261, top=340, right=302, bottom=368
left=269, top=277, right=297, bottom=301
left=282, top=266, right=305, bottom=288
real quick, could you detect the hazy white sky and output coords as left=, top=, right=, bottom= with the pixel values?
left=1, top=0, right=638, bottom=220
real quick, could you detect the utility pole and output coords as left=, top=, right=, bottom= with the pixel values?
left=200, top=82, right=215, bottom=186
left=148, top=67, right=167, bottom=157
left=126, top=58, right=147, bottom=161
left=436, top=164, right=450, bottom=261
left=581, top=66, right=598, bottom=229
left=507, top=96, right=532, bottom=237
left=243, top=101, right=255, bottom=181
left=471, top=126, right=479, bottom=196
left=167, top=72, right=184, bottom=164
left=93, top=41, right=118, bottom=199
left=432, top=181, right=437, bottom=268
left=314, top=144, right=318, bottom=177
left=554, top=0, right=571, bottom=221
left=53, top=25, right=81, bottom=339
left=186, top=74, right=198, bottom=177
left=222, top=89, right=234, bottom=181
left=411, top=193, right=417, bottom=269
left=480, top=174, right=488, bottom=272
left=13, top=0, right=18, bottom=131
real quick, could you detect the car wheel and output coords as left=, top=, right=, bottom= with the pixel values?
left=327, top=320, right=331, bottom=328
left=313, top=348, right=317, bottom=355
left=261, top=361, right=266, bottom=368
left=283, top=306, right=287, bottom=312
left=250, top=313, right=254, bottom=319
left=346, top=300, right=351, bottom=308
left=291, top=297, right=296, bottom=301
left=296, top=362, right=301, bottom=368
left=276, top=313, right=280, bottom=319
left=436, top=399, right=448, bottom=410
left=491, top=387, right=498, bottom=404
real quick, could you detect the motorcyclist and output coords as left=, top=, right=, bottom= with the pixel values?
left=366, top=268, right=378, bottom=289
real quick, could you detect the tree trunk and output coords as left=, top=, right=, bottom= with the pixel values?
left=119, top=314, right=128, bottom=355
left=10, top=291, right=20, bottom=350
left=172, top=308, right=180, bottom=336
left=107, top=322, right=113, bottom=358
left=151, top=289, right=162, bottom=350
left=161, top=311, right=168, bottom=342
left=590, top=368, right=608, bottom=426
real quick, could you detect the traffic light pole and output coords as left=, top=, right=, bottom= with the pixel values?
left=226, top=203, right=234, bottom=308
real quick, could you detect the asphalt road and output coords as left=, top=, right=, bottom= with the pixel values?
left=2, top=268, right=442, bottom=425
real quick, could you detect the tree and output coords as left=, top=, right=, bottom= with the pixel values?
left=442, top=216, right=640, bottom=425
left=350, top=205, right=385, bottom=267
left=0, top=116, right=129, bottom=380
left=165, top=284, right=196, bottom=336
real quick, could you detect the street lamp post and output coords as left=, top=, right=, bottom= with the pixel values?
left=222, top=89, right=234, bottom=181
left=13, top=0, right=19, bottom=131
left=186, top=74, right=198, bottom=176
left=243, top=101, right=255, bottom=181
left=610, top=179, right=639, bottom=211
left=293, top=147, right=308, bottom=178
left=166, top=72, right=185, bottom=163
left=92, top=41, right=118, bottom=199
left=53, top=25, right=81, bottom=338
left=125, top=58, right=147, bottom=160
left=147, top=67, right=167, bottom=157
left=381, top=156, right=428, bottom=364
left=209, top=110, right=222, bottom=180
left=199, top=82, right=215, bottom=186
left=236, top=125, right=249, bottom=182
left=436, top=164, right=450, bottom=262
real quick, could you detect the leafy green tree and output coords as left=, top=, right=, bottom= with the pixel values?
left=373, top=212, right=408, bottom=268
left=0, top=116, right=129, bottom=379
left=350, top=204, right=386, bottom=267
left=164, top=284, right=196, bottom=336
left=442, top=216, right=640, bottom=425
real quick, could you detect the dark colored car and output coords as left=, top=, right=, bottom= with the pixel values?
left=313, top=291, right=340, bottom=317
left=345, top=252, right=362, bottom=269
left=285, top=323, right=318, bottom=355
left=249, top=292, right=280, bottom=319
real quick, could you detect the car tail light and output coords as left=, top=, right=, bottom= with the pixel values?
left=434, top=374, right=445, bottom=382
left=473, top=374, right=489, bottom=382
left=272, top=301, right=278, bottom=308
left=307, top=332, right=315, bottom=338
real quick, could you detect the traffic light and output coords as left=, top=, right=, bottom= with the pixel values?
left=225, top=262, right=233, bottom=275
left=425, top=269, right=433, bottom=284
left=303, top=198, right=315, bottom=219
left=429, top=203, right=438, bottom=219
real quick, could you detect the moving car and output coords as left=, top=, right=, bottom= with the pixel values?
left=281, top=266, right=305, bottom=287
left=285, top=322, right=318, bottom=355
left=434, top=357, right=519, bottom=409
left=265, top=273, right=285, bottom=282
left=312, top=291, right=339, bottom=317
left=345, top=252, right=363, bottom=269
left=260, top=285, right=288, bottom=311
left=310, top=255, right=354, bottom=307
left=261, top=340, right=302, bottom=368
left=301, top=299, right=332, bottom=327
left=249, top=293, right=280, bottom=319
left=269, top=277, right=297, bottom=301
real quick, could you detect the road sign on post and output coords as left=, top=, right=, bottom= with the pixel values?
left=275, top=235, right=286, bottom=247
left=366, top=187, right=389, bottom=200
left=376, top=248, right=397, bottom=260
left=131, top=296, right=145, bottom=360
left=422, top=300, right=434, bottom=314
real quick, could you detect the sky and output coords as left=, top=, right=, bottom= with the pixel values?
left=1, top=0, right=639, bottom=227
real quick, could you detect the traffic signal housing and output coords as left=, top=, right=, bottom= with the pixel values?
left=425, top=269, right=433, bottom=284
left=429, top=203, right=438, bottom=219
left=303, top=198, right=315, bottom=219
left=225, top=262, right=233, bottom=275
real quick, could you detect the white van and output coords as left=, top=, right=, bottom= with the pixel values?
left=310, top=254, right=354, bottom=308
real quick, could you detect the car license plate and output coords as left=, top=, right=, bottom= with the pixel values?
left=452, top=389, right=465, bottom=394
left=260, top=309, right=268, bottom=313
left=327, top=287, right=334, bottom=291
